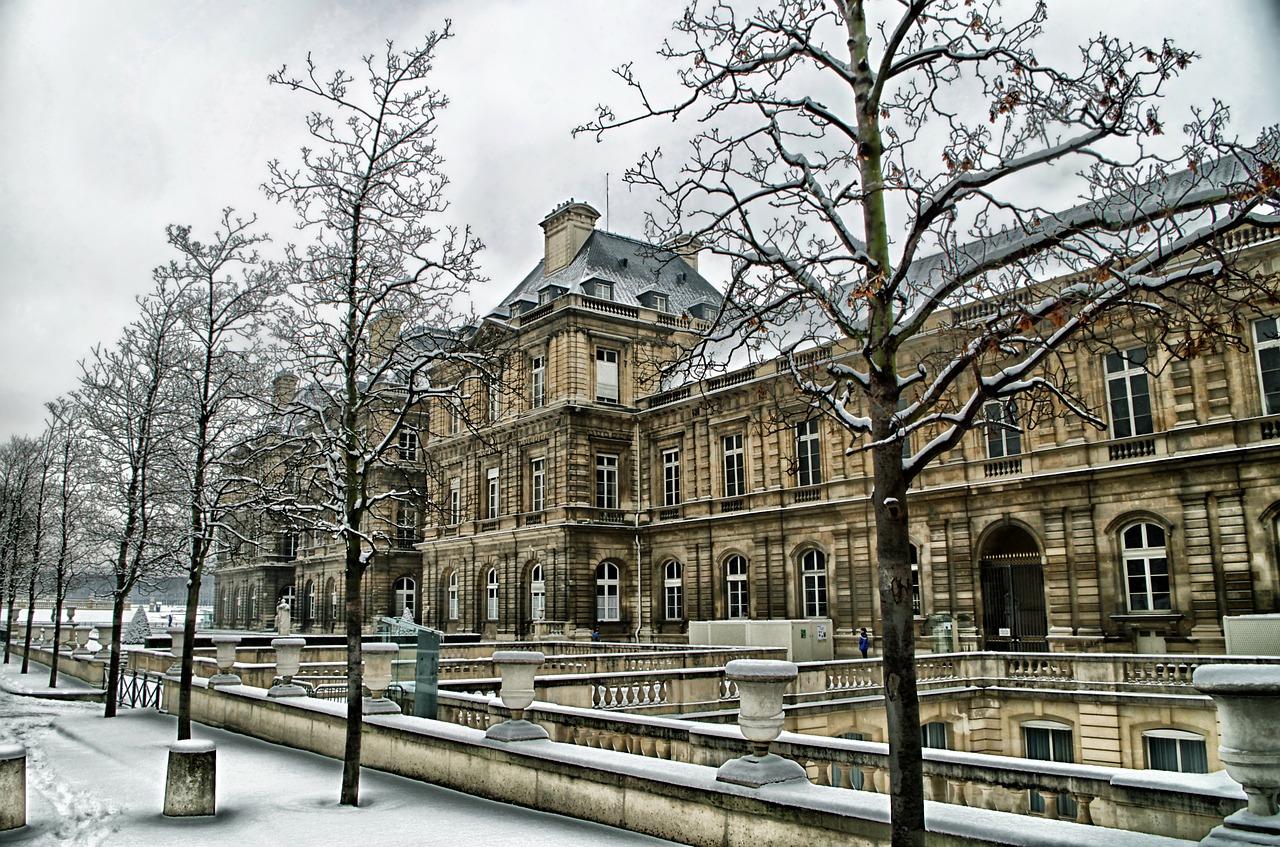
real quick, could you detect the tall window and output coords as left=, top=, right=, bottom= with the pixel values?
left=722, top=433, right=745, bottom=497
left=910, top=543, right=921, bottom=616
left=595, top=454, right=619, bottom=509
left=921, top=722, right=949, bottom=750
left=280, top=584, right=296, bottom=611
left=796, top=419, right=823, bottom=486
left=394, top=576, right=416, bottom=619
left=662, top=447, right=682, bottom=507
left=447, top=571, right=459, bottom=620
left=984, top=400, right=1021, bottom=458
left=726, top=555, right=749, bottom=619
left=395, top=502, right=418, bottom=545
left=1254, top=318, right=1280, bottom=415
left=325, top=579, right=338, bottom=626
left=448, top=401, right=461, bottom=435
left=488, top=375, right=501, bottom=421
left=486, top=467, right=500, bottom=519
left=449, top=477, right=461, bottom=524
left=801, top=549, right=828, bottom=618
left=230, top=588, right=240, bottom=627
left=305, top=580, right=316, bottom=623
left=596, top=348, right=619, bottom=404
left=1123, top=522, right=1171, bottom=611
left=530, top=457, right=546, bottom=512
left=530, top=563, right=546, bottom=621
left=397, top=429, right=419, bottom=461
left=596, top=562, right=620, bottom=621
left=247, top=585, right=258, bottom=622
left=1023, top=722, right=1077, bottom=816
left=1106, top=347, right=1153, bottom=438
left=663, top=560, right=684, bottom=621
left=1144, top=730, right=1208, bottom=773
left=531, top=355, right=546, bottom=409
left=486, top=568, right=499, bottom=621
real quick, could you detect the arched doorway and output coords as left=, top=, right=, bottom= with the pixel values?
left=979, top=524, right=1047, bottom=652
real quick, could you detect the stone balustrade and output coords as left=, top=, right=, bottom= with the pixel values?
left=163, top=674, right=1202, bottom=847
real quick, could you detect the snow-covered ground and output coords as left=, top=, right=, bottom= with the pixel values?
left=0, top=662, right=679, bottom=847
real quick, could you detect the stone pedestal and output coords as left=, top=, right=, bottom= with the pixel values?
left=163, top=740, right=216, bottom=817
left=717, top=659, right=807, bottom=788
left=485, top=651, right=549, bottom=741
left=0, top=744, right=25, bottom=831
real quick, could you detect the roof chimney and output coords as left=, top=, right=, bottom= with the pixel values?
left=540, top=199, right=600, bottom=276
left=272, top=372, right=299, bottom=409
left=663, top=233, right=702, bottom=273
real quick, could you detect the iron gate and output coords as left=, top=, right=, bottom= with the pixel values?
left=980, top=555, right=1048, bottom=652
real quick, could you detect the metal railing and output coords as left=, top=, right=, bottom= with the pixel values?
left=115, top=667, right=164, bottom=710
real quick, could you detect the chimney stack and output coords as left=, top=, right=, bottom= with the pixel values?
left=540, top=199, right=600, bottom=276
left=272, top=372, right=299, bottom=409
left=663, top=233, right=702, bottom=273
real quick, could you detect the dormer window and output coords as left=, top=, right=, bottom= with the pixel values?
left=592, top=281, right=614, bottom=301
left=689, top=302, right=716, bottom=320
left=509, top=302, right=523, bottom=318
left=538, top=285, right=566, bottom=306
left=639, top=290, right=669, bottom=312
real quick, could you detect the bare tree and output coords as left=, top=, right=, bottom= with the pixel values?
left=157, top=209, right=278, bottom=740
left=18, top=425, right=54, bottom=675
left=581, top=3, right=1280, bottom=844
left=80, top=288, right=186, bottom=717
left=263, top=29, right=484, bottom=806
left=0, top=436, right=38, bottom=664
left=43, top=398, right=95, bottom=688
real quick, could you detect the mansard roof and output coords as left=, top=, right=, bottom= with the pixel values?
left=489, top=229, right=723, bottom=320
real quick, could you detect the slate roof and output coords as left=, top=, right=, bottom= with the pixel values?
left=488, top=229, right=724, bottom=320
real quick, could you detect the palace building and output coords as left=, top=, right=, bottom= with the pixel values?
left=213, top=199, right=1280, bottom=659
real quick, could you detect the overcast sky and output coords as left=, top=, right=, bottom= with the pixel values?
left=1, top=0, right=1277, bottom=440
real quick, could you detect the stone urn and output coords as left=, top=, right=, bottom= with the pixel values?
left=716, top=659, right=807, bottom=787
left=165, top=626, right=185, bottom=675
left=1195, top=665, right=1280, bottom=821
left=485, top=651, right=548, bottom=741
left=208, top=635, right=242, bottom=688
left=362, top=643, right=401, bottom=714
left=72, top=625, right=94, bottom=657
left=268, top=638, right=307, bottom=698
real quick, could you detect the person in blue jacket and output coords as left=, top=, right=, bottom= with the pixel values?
left=858, top=628, right=871, bottom=659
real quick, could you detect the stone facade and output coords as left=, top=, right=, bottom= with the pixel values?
left=214, top=201, right=1280, bottom=659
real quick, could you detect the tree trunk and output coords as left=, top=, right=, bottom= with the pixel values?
left=340, top=533, right=364, bottom=806
left=177, top=571, right=202, bottom=739
left=48, top=589, right=64, bottom=689
left=20, top=568, right=37, bottom=674
left=103, top=584, right=127, bottom=718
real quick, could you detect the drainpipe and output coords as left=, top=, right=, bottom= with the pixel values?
left=634, top=417, right=643, bottom=643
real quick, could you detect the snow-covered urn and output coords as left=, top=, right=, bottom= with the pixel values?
left=0, top=743, right=25, bottom=831
left=164, top=626, right=185, bottom=675
left=208, top=636, right=242, bottom=688
left=267, top=638, right=307, bottom=698
left=1195, top=665, right=1280, bottom=817
left=716, top=659, right=807, bottom=788
left=485, top=651, right=548, bottom=741
left=361, top=643, right=401, bottom=714
left=72, top=624, right=93, bottom=657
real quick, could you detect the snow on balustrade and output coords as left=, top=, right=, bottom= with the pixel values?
left=1006, top=655, right=1074, bottom=680
left=592, top=678, right=670, bottom=709
left=825, top=660, right=881, bottom=692
left=1122, top=657, right=1199, bottom=685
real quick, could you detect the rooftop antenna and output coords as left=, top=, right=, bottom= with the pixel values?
left=605, top=173, right=610, bottom=230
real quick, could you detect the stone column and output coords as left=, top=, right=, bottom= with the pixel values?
left=0, top=744, right=25, bottom=831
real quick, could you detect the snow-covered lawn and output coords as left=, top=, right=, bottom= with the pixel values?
left=0, top=662, right=679, bottom=846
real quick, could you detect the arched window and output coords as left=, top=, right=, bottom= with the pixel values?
left=1023, top=720, right=1076, bottom=816
left=1122, top=523, right=1171, bottom=611
left=725, top=555, right=749, bottom=619
left=247, top=585, right=258, bottom=624
left=1144, top=729, right=1208, bottom=773
left=304, top=580, right=316, bottom=624
left=324, top=578, right=337, bottom=627
left=486, top=568, right=499, bottom=620
left=801, top=549, right=828, bottom=618
left=394, top=576, right=416, bottom=620
left=280, top=584, right=296, bottom=609
left=910, top=544, right=921, bottom=616
left=447, top=571, right=459, bottom=621
left=596, top=562, right=620, bottom=622
left=230, top=588, right=240, bottom=628
left=663, top=560, right=684, bottom=621
left=530, top=564, right=546, bottom=621
left=920, top=721, right=948, bottom=750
